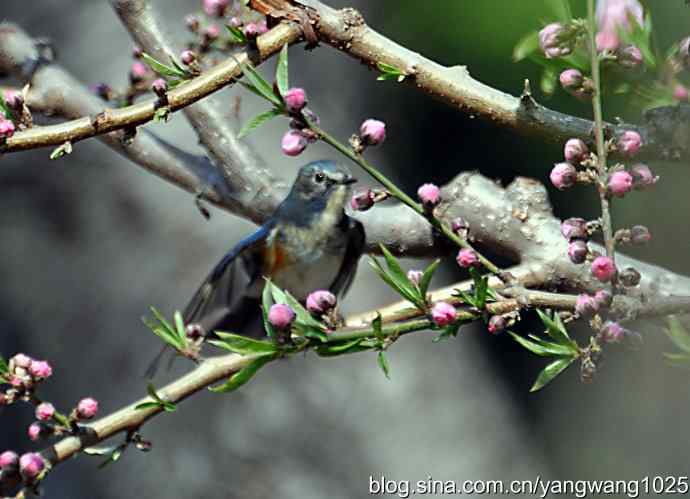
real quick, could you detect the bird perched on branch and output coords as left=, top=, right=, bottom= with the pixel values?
left=147, top=159, right=364, bottom=376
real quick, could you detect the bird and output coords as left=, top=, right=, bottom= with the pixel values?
left=147, top=159, right=365, bottom=376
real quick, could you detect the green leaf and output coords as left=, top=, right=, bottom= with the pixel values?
left=526, top=334, right=577, bottom=356
left=143, top=307, right=186, bottom=351
left=208, top=332, right=278, bottom=355
left=433, top=322, right=461, bottom=343
left=540, top=66, right=558, bottom=96
left=226, top=25, right=248, bottom=44
left=0, top=355, right=8, bottom=375
left=513, top=31, right=540, bottom=62
left=261, top=281, right=277, bottom=341
left=173, top=311, right=186, bottom=343
left=141, top=52, right=188, bottom=79
left=275, top=44, right=289, bottom=97
left=369, top=245, right=425, bottom=309
left=315, top=338, right=369, bottom=357
left=237, top=60, right=283, bottom=107
left=530, top=356, right=575, bottom=392
left=418, top=259, right=440, bottom=298
left=509, top=331, right=562, bottom=357
left=537, top=309, right=575, bottom=347
left=50, top=141, right=73, bottom=160
left=135, top=383, right=177, bottom=412
left=376, top=61, right=405, bottom=82
left=98, top=445, right=126, bottom=469
left=237, top=108, right=282, bottom=139
left=377, top=351, right=390, bottom=379
left=469, top=267, right=489, bottom=309
left=133, top=401, right=161, bottom=411
left=665, top=316, right=690, bottom=353
left=209, top=354, right=274, bottom=393
left=373, top=313, right=383, bottom=342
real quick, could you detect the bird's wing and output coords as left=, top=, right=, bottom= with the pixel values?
left=329, top=217, right=366, bottom=297
left=183, top=222, right=274, bottom=334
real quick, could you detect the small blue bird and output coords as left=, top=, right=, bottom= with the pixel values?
left=148, top=160, right=364, bottom=375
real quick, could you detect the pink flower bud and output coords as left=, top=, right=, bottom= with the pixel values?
left=281, top=130, right=308, bottom=156
left=575, top=293, right=599, bottom=316
left=35, top=402, right=55, bottom=421
left=0, top=450, right=18, bottom=470
left=568, top=240, right=588, bottom=264
left=630, top=224, right=651, bottom=244
left=456, top=248, right=479, bottom=268
left=180, top=50, right=196, bottom=65
left=451, top=217, right=469, bottom=235
left=550, top=162, right=577, bottom=190
left=591, top=256, right=616, bottom=282
left=257, top=19, right=269, bottom=35
left=284, top=87, right=307, bottom=113
left=268, top=304, right=295, bottom=330
left=487, top=315, right=506, bottom=334
left=28, top=423, right=42, bottom=441
left=596, top=0, right=643, bottom=34
left=673, top=84, right=688, bottom=101
left=359, top=119, right=386, bottom=146
left=407, top=270, right=423, bottom=287
left=607, top=170, right=633, bottom=197
left=630, top=163, right=658, bottom=189
left=203, top=0, right=229, bottom=17
left=539, top=22, right=571, bottom=58
left=560, top=217, right=588, bottom=241
left=77, top=397, right=99, bottom=419
left=4, top=89, right=23, bottom=109
left=228, top=16, right=241, bottom=28
left=617, top=130, right=641, bottom=157
left=11, top=353, right=32, bottom=369
left=130, top=61, right=148, bottom=82
left=563, top=138, right=589, bottom=163
left=185, top=323, right=205, bottom=340
left=417, top=183, right=441, bottom=208
left=559, top=69, right=583, bottom=92
left=243, top=22, right=259, bottom=38
left=132, top=46, right=143, bottom=59
left=431, top=302, right=457, bottom=327
left=0, top=119, right=16, bottom=139
left=618, top=45, right=642, bottom=68
left=594, top=289, right=613, bottom=308
left=151, top=78, right=168, bottom=97
left=19, top=452, right=44, bottom=480
left=203, top=24, right=220, bottom=40
left=29, top=360, right=52, bottom=379
left=600, top=321, right=626, bottom=343
left=350, top=189, right=375, bottom=212
left=596, top=31, right=620, bottom=52
left=306, top=290, right=337, bottom=315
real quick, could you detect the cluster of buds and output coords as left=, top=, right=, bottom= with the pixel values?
left=350, top=188, right=390, bottom=212
left=0, top=450, right=47, bottom=484
left=0, top=89, right=23, bottom=140
left=349, top=119, right=386, bottom=154
left=187, top=1, right=268, bottom=53
left=279, top=88, right=320, bottom=157
left=26, top=396, right=98, bottom=443
left=560, top=217, right=591, bottom=264
left=549, top=138, right=591, bottom=190
left=575, top=289, right=612, bottom=317
left=538, top=21, right=585, bottom=59
left=2, top=354, right=52, bottom=402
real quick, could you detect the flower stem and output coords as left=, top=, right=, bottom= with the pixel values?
left=587, top=0, right=615, bottom=261
left=309, top=122, right=504, bottom=277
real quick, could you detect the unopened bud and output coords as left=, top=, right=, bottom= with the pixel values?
left=359, top=119, right=386, bottom=146
left=306, top=290, right=337, bottom=315
left=560, top=217, right=588, bottom=241
left=550, top=162, right=577, bottom=190
left=417, top=183, right=440, bottom=208
left=617, top=130, right=641, bottom=157
left=567, top=240, right=588, bottom=264
left=618, top=267, right=641, bottom=287
left=487, top=315, right=506, bottom=334
left=564, top=138, right=589, bottom=164
left=630, top=225, right=651, bottom=244
left=607, top=170, right=633, bottom=197
left=591, top=256, right=616, bottom=282
left=350, top=189, right=375, bottom=212
left=630, top=163, right=658, bottom=190
left=575, top=293, right=599, bottom=316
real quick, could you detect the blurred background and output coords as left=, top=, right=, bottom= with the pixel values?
left=1, top=1, right=690, bottom=497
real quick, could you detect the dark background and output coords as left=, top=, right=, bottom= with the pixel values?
left=1, top=1, right=690, bottom=497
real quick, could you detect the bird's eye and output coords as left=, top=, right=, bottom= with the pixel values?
left=314, top=172, right=325, bottom=183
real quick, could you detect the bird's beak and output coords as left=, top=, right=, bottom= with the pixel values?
left=341, top=174, right=357, bottom=185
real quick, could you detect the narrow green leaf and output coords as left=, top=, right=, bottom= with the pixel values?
left=544, top=0, right=571, bottom=22
left=377, top=351, right=390, bottom=379
left=376, top=73, right=401, bottom=82
left=275, top=44, right=289, bottom=97
left=376, top=61, right=403, bottom=75
left=513, top=31, right=540, bottom=62
left=537, top=309, right=575, bottom=347
left=0, top=355, right=8, bottom=375
left=162, top=401, right=177, bottom=412
left=526, top=334, right=577, bottom=356
left=303, top=328, right=329, bottom=343
left=209, top=332, right=278, bottom=355
left=433, top=322, right=461, bottom=343
left=530, top=357, right=574, bottom=392
left=418, top=259, right=440, bottom=298
left=665, top=316, right=690, bottom=353
left=237, top=108, right=282, bottom=139
left=141, top=52, right=187, bottom=79
left=509, top=331, right=560, bottom=357
left=83, top=445, right=118, bottom=456
left=226, top=25, right=248, bottom=44
left=540, top=66, right=558, bottom=96
left=237, top=60, right=282, bottom=107
left=146, top=382, right=163, bottom=402
left=261, top=280, right=277, bottom=341
left=209, top=354, right=274, bottom=393
left=373, top=313, right=383, bottom=341
left=134, top=401, right=161, bottom=411
left=98, top=446, right=125, bottom=469
left=173, top=311, right=187, bottom=344
left=368, top=258, right=422, bottom=307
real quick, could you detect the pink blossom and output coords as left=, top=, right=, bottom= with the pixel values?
left=431, top=302, right=457, bottom=327
left=19, top=452, right=45, bottom=480
left=456, top=249, right=479, bottom=268
left=417, top=183, right=440, bottom=207
left=77, top=397, right=99, bottom=419
left=29, top=360, right=52, bottom=379
left=591, top=256, right=616, bottom=282
left=673, top=84, right=689, bottom=101
left=268, top=304, right=295, bottom=329
left=284, top=87, right=307, bottom=113
left=359, top=119, right=386, bottom=146
left=28, top=423, right=42, bottom=441
left=564, top=138, right=589, bottom=164
left=617, top=130, right=641, bottom=157
left=281, top=130, right=307, bottom=156
left=203, top=0, right=229, bottom=17
left=607, top=170, right=633, bottom=197
left=550, top=162, right=577, bottom=190
left=0, top=119, right=16, bottom=139
left=0, top=450, right=18, bottom=470
left=35, top=402, right=55, bottom=421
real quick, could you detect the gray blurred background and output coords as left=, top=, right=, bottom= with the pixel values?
left=1, top=1, right=689, bottom=497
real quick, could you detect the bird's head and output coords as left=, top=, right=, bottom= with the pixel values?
left=278, top=160, right=357, bottom=226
